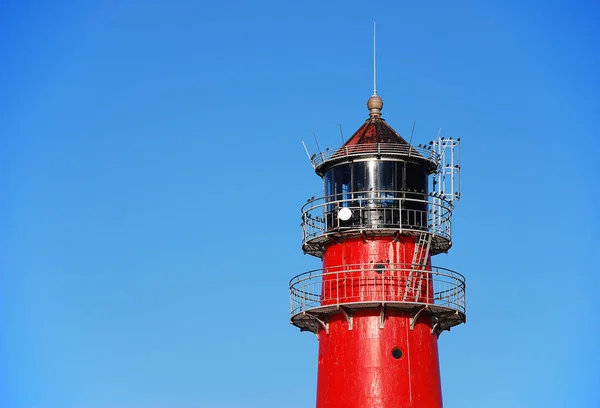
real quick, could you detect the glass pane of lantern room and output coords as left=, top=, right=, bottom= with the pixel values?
left=378, top=161, right=396, bottom=200
left=324, top=170, right=333, bottom=199
left=352, top=160, right=378, bottom=198
left=352, top=162, right=367, bottom=207
left=396, top=163, right=405, bottom=191
left=405, top=163, right=428, bottom=228
left=367, top=160, right=378, bottom=194
left=406, top=163, right=427, bottom=195
left=334, top=165, right=351, bottom=205
left=353, top=162, right=367, bottom=194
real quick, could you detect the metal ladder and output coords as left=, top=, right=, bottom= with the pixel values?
left=403, top=232, right=431, bottom=302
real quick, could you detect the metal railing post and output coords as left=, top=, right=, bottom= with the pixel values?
left=381, top=266, right=385, bottom=302
left=336, top=270, right=339, bottom=305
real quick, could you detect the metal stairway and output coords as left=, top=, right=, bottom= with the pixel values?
left=403, top=232, right=432, bottom=302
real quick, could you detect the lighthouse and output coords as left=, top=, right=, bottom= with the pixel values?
left=289, top=74, right=464, bottom=406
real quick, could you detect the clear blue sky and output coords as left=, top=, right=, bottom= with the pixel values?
left=1, top=1, right=599, bottom=407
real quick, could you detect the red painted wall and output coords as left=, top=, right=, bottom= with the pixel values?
left=321, top=237, right=433, bottom=306
left=316, top=237, right=442, bottom=408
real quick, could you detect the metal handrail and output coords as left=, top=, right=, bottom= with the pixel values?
left=312, top=143, right=440, bottom=169
left=301, top=190, right=453, bottom=248
left=289, top=263, right=466, bottom=318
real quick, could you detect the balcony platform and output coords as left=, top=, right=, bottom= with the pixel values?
left=289, top=264, right=466, bottom=335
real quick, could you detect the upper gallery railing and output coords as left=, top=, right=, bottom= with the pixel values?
left=301, top=190, right=453, bottom=250
left=311, top=143, right=440, bottom=169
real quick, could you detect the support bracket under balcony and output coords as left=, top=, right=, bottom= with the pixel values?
left=338, top=306, right=353, bottom=330
left=431, top=315, right=440, bottom=335
left=431, top=311, right=460, bottom=336
left=303, top=312, right=329, bottom=334
left=410, top=306, right=429, bottom=330
left=380, top=304, right=386, bottom=328
left=331, top=233, right=343, bottom=245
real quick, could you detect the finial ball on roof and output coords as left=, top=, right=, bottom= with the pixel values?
left=367, top=94, right=383, bottom=118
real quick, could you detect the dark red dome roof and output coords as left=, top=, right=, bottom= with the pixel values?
left=342, top=117, right=409, bottom=147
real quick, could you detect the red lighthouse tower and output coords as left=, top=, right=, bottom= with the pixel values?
left=289, top=86, right=464, bottom=407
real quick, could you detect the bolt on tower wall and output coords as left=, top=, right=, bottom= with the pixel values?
left=289, top=93, right=465, bottom=408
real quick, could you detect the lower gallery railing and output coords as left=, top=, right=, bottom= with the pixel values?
left=289, top=263, right=466, bottom=318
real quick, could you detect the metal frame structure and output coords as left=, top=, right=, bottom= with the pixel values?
left=432, top=137, right=461, bottom=203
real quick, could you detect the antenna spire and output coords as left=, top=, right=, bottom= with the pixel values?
left=367, top=21, right=383, bottom=118
left=373, top=21, right=377, bottom=95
